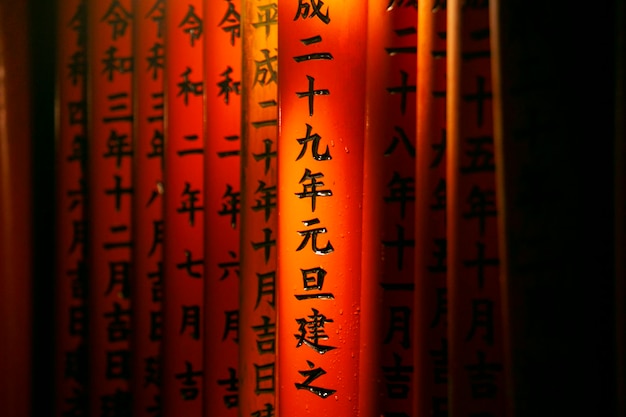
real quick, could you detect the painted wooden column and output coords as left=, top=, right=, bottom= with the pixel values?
left=203, top=0, right=242, bottom=416
left=447, top=1, right=506, bottom=416
left=162, top=2, right=205, bottom=416
left=87, top=0, right=134, bottom=415
left=132, top=0, right=165, bottom=416
left=414, top=1, right=448, bottom=416
left=361, top=2, right=417, bottom=417
left=0, top=1, right=32, bottom=416
left=277, top=1, right=367, bottom=416
left=239, top=0, right=279, bottom=416
left=55, top=1, right=88, bottom=416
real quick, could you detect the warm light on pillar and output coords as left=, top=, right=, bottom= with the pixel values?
left=239, top=0, right=279, bottom=416
left=277, top=2, right=367, bottom=416
left=131, top=0, right=165, bottom=415
left=414, top=2, right=448, bottom=417
left=55, top=1, right=87, bottom=416
left=162, top=2, right=205, bottom=416
left=447, top=1, right=507, bottom=416
left=87, top=0, right=134, bottom=415
left=203, top=0, right=242, bottom=415
left=361, top=3, right=417, bottom=417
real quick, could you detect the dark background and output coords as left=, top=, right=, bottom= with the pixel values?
left=30, top=0, right=56, bottom=416
left=27, top=0, right=622, bottom=416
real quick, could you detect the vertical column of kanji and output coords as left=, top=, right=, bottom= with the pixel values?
left=87, top=0, right=134, bottom=415
left=361, top=2, right=417, bottom=417
left=447, top=1, right=506, bottom=416
left=0, top=1, right=32, bottom=416
left=239, top=0, right=278, bottom=416
left=277, top=1, right=367, bottom=415
left=414, top=1, right=448, bottom=417
left=162, top=2, right=205, bottom=416
left=56, top=1, right=88, bottom=416
left=132, top=0, right=164, bottom=416
left=203, top=0, right=242, bottom=415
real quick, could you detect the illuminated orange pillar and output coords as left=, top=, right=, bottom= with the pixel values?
left=447, top=1, right=506, bottom=416
left=202, top=0, right=242, bottom=415
left=162, top=1, right=205, bottom=416
left=361, top=2, right=417, bottom=417
left=132, top=0, right=165, bottom=416
left=0, top=1, right=32, bottom=416
left=414, top=2, right=448, bottom=417
left=277, top=2, right=367, bottom=415
left=239, top=0, right=278, bottom=416
left=87, top=0, right=134, bottom=415
left=55, top=1, right=87, bottom=416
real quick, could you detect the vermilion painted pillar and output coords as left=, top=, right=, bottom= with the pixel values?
left=361, top=2, right=417, bottom=417
left=203, top=1, right=242, bottom=416
left=87, top=0, right=134, bottom=415
left=277, top=2, right=367, bottom=415
left=55, top=1, right=87, bottom=416
left=447, top=1, right=506, bottom=416
left=0, top=1, right=32, bottom=416
left=239, top=0, right=278, bottom=416
left=162, top=2, right=205, bottom=416
left=132, top=0, right=165, bottom=416
left=414, top=1, right=448, bottom=417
